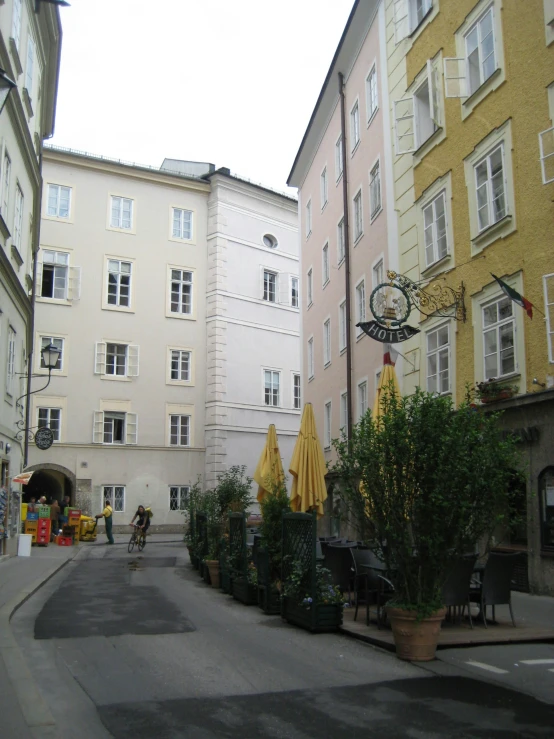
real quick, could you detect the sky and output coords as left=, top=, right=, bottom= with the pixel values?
left=50, top=0, right=354, bottom=194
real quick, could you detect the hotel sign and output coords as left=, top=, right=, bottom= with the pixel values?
left=357, top=320, right=419, bottom=344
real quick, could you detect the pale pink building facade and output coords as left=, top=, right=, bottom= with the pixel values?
left=288, top=0, right=397, bottom=462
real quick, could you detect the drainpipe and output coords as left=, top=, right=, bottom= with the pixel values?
left=338, top=72, right=353, bottom=442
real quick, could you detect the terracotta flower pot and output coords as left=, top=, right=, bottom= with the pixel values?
left=205, top=560, right=220, bottom=589
left=387, top=607, right=446, bottom=662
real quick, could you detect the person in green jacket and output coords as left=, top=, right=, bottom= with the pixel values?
left=95, top=499, right=114, bottom=544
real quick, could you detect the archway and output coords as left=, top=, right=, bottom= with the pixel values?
left=22, top=463, right=76, bottom=508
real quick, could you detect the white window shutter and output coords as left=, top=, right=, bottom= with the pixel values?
left=35, top=261, right=43, bottom=297
left=279, top=273, right=290, bottom=305
left=443, top=58, right=467, bottom=98
left=68, top=266, right=81, bottom=301
left=544, top=274, right=554, bottom=363
left=260, top=267, right=265, bottom=299
left=539, top=127, right=554, bottom=185
left=127, top=344, right=139, bottom=376
left=427, top=59, right=441, bottom=127
left=92, top=411, right=104, bottom=443
left=94, top=342, right=106, bottom=374
left=126, top=413, right=138, bottom=445
left=393, top=97, right=416, bottom=154
left=393, top=0, right=410, bottom=43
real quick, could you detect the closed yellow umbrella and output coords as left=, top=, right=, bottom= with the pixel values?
left=253, top=424, right=285, bottom=503
left=372, top=346, right=401, bottom=420
left=289, top=403, right=327, bottom=518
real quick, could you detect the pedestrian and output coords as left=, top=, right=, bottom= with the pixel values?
left=60, top=495, right=71, bottom=515
left=95, top=498, right=114, bottom=545
left=50, top=499, right=60, bottom=540
left=28, top=497, right=37, bottom=513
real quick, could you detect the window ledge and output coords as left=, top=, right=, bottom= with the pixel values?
left=11, top=244, right=23, bottom=267
left=370, top=206, right=382, bottom=224
left=421, top=253, right=451, bottom=277
left=463, top=68, right=502, bottom=108
left=337, top=257, right=345, bottom=268
left=322, top=278, right=330, bottom=289
left=339, top=346, right=347, bottom=355
left=351, top=140, right=361, bottom=157
left=102, top=305, right=135, bottom=314
left=472, top=214, right=512, bottom=246
left=353, top=233, right=364, bottom=247
left=367, top=107, right=378, bottom=127
left=306, top=231, right=312, bottom=241
left=0, top=213, right=11, bottom=240
left=321, top=201, right=328, bottom=213
left=22, top=88, right=34, bottom=118
left=307, top=301, right=313, bottom=310
left=336, top=173, right=343, bottom=186
left=413, top=126, right=443, bottom=160
left=308, top=375, right=314, bottom=382
left=324, top=361, right=331, bottom=369
left=101, top=375, right=132, bottom=382
left=9, top=38, right=23, bottom=76
left=36, top=297, right=72, bottom=307
left=356, top=331, right=365, bottom=343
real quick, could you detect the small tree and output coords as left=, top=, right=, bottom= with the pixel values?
left=331, top=387, right=521, bottom=619
left=259, top=480, right=291, bottom=585
left=215, top=465, right=254, bottom=520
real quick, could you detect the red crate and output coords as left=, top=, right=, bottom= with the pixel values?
left=57, top=536, right=73, bottom=546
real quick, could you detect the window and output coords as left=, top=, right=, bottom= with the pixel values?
left=320, top=167, right=328, bottom=208
left=305, top=200, right=312, bottom=238
left=93, top=411, right=137, bottom=445
left=25, top=34, right=35, bottom=93
left=264, top=369, right=280, bottom=407
left=47, top=184, right=71, bottom=219
left=539, top=125, right=554, bottom=185
left=426, top=324, right=450, bottom=394
left=13, top=185, right=23, bottom=249
left=170, top=350, right=191, bottom=382
left=104, top=413, right=126, bottom=444
left=323, top=319, right=331, bottom=366
left=369, top=162, right=381, bottom=219
left=394, top=0, right=432, bottom=42
left=307, top=268, right=313, bottom=306
left=170, top=486, right=190, bottom=511
left=539, top=467, right=554, bottom=551
left=40, top=337, right=63, bottom=371
left=335, top=135, right=344, bottom=180
left=373, top=258, right=384, bottom=288
left=394, top=59, right=440, bottom=155
left=475, top=145, right=506, bottom=232
left=339, top=300, right=347, bottom=352
left=293, top=373, right=301, bottom=409
left=465, top=7, right=496, bottom=97
left=6, top=327, right=16, bottom=395
left=423, top=192, right=448, bottom=266
left=322, top=243, right=329, bottom=285
left=483, top=296, right=515, bottom=379
left=324, top=401, right=332, bottom=449
left=107, top=344, right=127, bottom=376
left=355, top=280, right=366, bottom=336
left=110, top=196, right=133, bottom=230
left=107, top=260, right=132, bottom=307
left=263, top=233, right=278, bottom=249
left=291, top=277, right=299, bottom=308
left=353, top=190, right=363, bottom=242
left=170, top=415, right=190, bottom=446
left=2, top=151, right=11, bottom=216
left=366, top=65, right=378, bottom=121
left=41, top=250, right=68, bottom=299
left=544, top=274, right=554, bottom=363
left=340, top=392, right=348, bottom=433
left=12, top=0, right=22, bottom=49
left=350, top=101, right=360, bottom=151
left=103, top=486, right=125, bottom=512
left=358, top=381, right=368, bottom=419
left=172, top=208, right=193, bottom=240
left=170, top=269, right=193, bottom=314
left=307, top=337, right=314, bottom=379
left=337, top=218, right=345, bottom=264
left=263, top=270, right=277, bottom=302
left=95, top=342, right=139, bottom=377
left=37, top=408, right=61, bottom=441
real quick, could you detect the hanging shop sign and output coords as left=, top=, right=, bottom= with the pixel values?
left=34, top=427, right=54, bottom=450
left=357, top=319, right=419, bottom=343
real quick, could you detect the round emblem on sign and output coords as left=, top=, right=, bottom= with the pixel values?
left=34, top=427, right=54, bottom=450
left=369, top=283, right=411, bottom=327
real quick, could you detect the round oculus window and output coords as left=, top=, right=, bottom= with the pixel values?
left=263, top=234, right=278, bottom=249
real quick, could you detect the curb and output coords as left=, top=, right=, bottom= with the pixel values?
left=0, top=547, right=83, bottom=733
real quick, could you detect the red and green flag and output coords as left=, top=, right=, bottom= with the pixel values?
left=491, top=274, right=533, bottom=319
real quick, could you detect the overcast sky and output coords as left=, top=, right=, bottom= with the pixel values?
left=50, top=0, right=354, bottom=193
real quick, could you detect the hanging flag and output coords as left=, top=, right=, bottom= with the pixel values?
left=383, top=343, right=399, bottom=366
left=491, top=274, right=533, bottom=319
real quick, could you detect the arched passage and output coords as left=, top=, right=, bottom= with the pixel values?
left=22, top=463, right=76, bottom=507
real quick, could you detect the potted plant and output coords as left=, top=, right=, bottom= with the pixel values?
left=476, top=379, right=518, bottom=404
left=331, top=387, right=520, bottom=661
left=258, top=480, right=291, bottom=615
left=281, top=559, right=345, bottom=632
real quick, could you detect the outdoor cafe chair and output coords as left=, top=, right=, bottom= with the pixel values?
left=441, top=554, right=478, bottom=628
left=325, top=542, right=358, bottom=603
left=469, top=552, right=522, bottom=628
left=351, top=548, right=377, bottom=623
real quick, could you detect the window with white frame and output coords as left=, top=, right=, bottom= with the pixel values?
left=40, top=337, right=63, bottom=371
left=366, top=65, right=378, bottom=121
left=544, top=274, right=554, bottom=362
left=350, top=101, right=360, bottom=151
left=47, top=184, right=71, bottom=219
left=539, top=125, right=554, bottom=185
left=106, top=344, right=127, bottom=376
left=95, top=342, right=139, bottom=378
left=335, top=135, right=344, bottom=180
left=169, top=486, right=190, bottom=511
left=307, top=337, right=314, bottom=379
left=369, top=162, right=381, bottom=219
left=474, top=145, right=506, bottom=232
left=37, top=407, right=61, bottom=441
left=426, top=323, right=450, bottom=394
left=337, top=218, right=345, bottom=264
left=264, top=369, right=280, bottom=406
left=93, top=411, right=137, bottom=445
left=394, top=59, right=440, bottom=155
left=423, top=191, right=448, bottom=267
left=103, top=485, right=125, bottom=512
left=169, top=414, right=190, bottom=446
left=172, top=208, right=193, bottom=240
left=104, top=412, right=126, bottom=444
left=322, top=243, right=330, bottom=285
left=373, top=258, right=384, bottom=288
left=355, top=280, right=366, bottom=336
left=263, top=270, right=277, bottom=302
left=305, top=199, right=312, bottom=238
left=40, top=250, right=68, bottom=299
left=13, top=185, right=23, bottom=249
left=339, top=300, right=347, bottom=352
left=320, top=167, right=328, bottom=209
left=324, top=401, right=332, bottom=448
left=394, top=0, right=433, bottom=42
left=107, top=260, right=132, bottom=307
left=25, top=34, right=35, bottom=94
left=353, top=190, right=363, bottom=241
left=2, top=151, right=11, bottom=216
left=110, top=196, right=133, bottom=230
left=12, top=0, right=22, bottom=49
left=170, top=269, right=193, bottom=314
left=291, top=276, right=299, bottom=308
left=482, top=296, right=515, bottom=380
left=293, top=373, right=301, bottom=409
left=465, top=7, right=496, bottom=97
left=323, top=319, right=331, bottom=366
left=307, top=268, right=313, bottom=306
left=170, top=349, right=191, bottom=382
left=340, top=392, right=348, bottom=433
left=358, top=381, right=368, bottom=419
left=6, top=326, right=16, bottom=395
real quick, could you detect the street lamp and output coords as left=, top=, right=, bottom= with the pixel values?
left=40, top=343, right=61, bottom=374
left=0, top=68, right=16, bottom=115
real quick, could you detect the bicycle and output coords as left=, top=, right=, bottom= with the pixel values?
left=128, top=523, right=146, bottom=553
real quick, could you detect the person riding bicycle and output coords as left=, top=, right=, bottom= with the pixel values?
left=130, top=505, right=151, bottom=541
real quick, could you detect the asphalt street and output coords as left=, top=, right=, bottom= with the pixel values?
left=11, top=541, right=554, bottom=738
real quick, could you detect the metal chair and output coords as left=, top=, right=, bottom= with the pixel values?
left=324, top=542, right=357, bottom=602
left=351, top=548, right=377, bottom=622
left=441, top=555, right=478, bottom=628
left=469, top=552, right=522, bottom=627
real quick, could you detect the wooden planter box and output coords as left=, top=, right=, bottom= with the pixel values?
left=480, top=389, right=515, bottom=404
left=231, top=577, right=258, bottom=605
left=258, top=585, right=281, bottom=615
left=281, top=596, right=343, bottom=633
